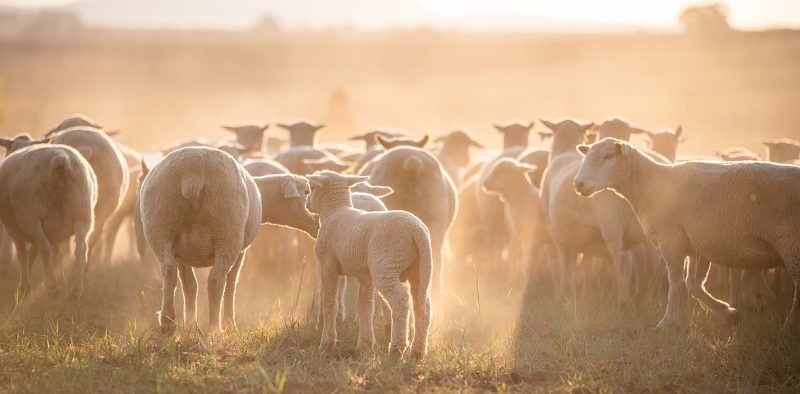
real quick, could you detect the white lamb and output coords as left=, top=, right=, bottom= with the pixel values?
left=575, top=138, right=800, bottom=330
left=0, top=142, right=97, bottom=299
left=306, top=171, right=433, bottom=358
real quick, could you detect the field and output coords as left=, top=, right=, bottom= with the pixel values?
left=1, top=29, right=800, bottom=393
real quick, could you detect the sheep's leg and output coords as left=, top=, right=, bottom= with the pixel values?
left=222, top=252, right=245, bottom=330
left=728, top=267, right=742, bottom=309
left=374, top=277, right=410, bottom=356
left=378, top=294, right=392, bottom=340
left=431, top=234, right=445, bottom=298
left=355, top=278, right=376, bottom=351
left=33, top=223, right=58, bottom=299
left=409, top=270, right=432, bottom=359
left=207, top=249, right=238, bottom=333
left=656, top=253, right=687, bottom=329
left=86, top=221, right=105, bottom=267
left=158, top=264, right=178, bottom=335
left=685, top=257, right=738, bottom=324
left=100, top=211, right=128, bottom=264
left=0, top=227, right=12, bottom=276
left=337, top=276, right=347, bottom=323
left=318, top=261, right=340, bottom=352
left=69, top=228, right=90, bottom=301
left=177, top=263, right=197, bottom=326
left=13, top=239, right=30, bottom=297
left=778, top=250, right=800, bottom=331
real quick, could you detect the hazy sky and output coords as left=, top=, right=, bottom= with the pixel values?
left=2, top=0, right=799, bottom=30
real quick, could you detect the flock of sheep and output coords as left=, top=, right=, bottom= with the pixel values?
left=0, top=114, right=799, bottom=358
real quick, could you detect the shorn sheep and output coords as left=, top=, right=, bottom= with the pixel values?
left=0, top=141, right=97, bottom=299
left=141, top=146, right=316, bottom=333
left=306, top=171, right=433, bottom=358
left=575, top=138, right=800, bottom=330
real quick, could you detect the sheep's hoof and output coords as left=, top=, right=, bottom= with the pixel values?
left=158, top=313, right=177, bottom=336
left=319, top=340, right=336, bottom=354
left=722, top=308, right=740, bottom=325
left=388, top=345, right=407, bottom=360
left=410, top=349, right=425, bottom=361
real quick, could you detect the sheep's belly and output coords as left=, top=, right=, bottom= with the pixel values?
left=695, top=235, right=783, bottom=269
left=174, top=227, right=215, bottom=267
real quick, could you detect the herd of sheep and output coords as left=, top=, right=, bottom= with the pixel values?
left=0, top=113, right=798, bottom=358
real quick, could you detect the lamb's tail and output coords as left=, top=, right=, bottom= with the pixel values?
left=411, top=220, right=433, bottom=303
left=49, top=151, right=72, bottom=175
left=180, top=173, right=204, bottom=200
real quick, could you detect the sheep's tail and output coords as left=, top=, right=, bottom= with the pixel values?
left=180, top=173, right=204, bottom=200
left=411, top=221, right=433, bottom=303
left=49, top=151, right=72, bottom=175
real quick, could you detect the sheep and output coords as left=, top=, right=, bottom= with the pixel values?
left=359, top=146, right=457, bottom=297
left=645, top=126, right=683, bottom=163
left=306, top=171, right=432, bottom=358
left=277, top=120, right=325, bottom=148
left=575, top=138, right=800, bottom=330
left=481, top=158, right=550, bottom=287
left=495, top=121, right=534, bottom=150
left=140, top=146, right=317, bottom=333
left=350, top=130, right=397, bottom=173
left=357, top=134, right=429, bottom=176
left=434, top=130, right=484, bottom=187
left=717, top=147, right=759, bottom=162
left=265, top=136, right=287, bottom=157
left=97, top=143, right=143, bottom=263
left=516, top=148, right=550, bottom=187
left=0, top=143, right=97, bottom=299
left=221, top=123, right=269, bottom=153
left=46, top=113, right=103, bottom=135
left=0, top=225, right=13, bottom=275
left=763, top=138, right=800, bottom=164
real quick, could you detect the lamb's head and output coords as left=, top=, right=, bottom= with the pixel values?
left=376, top=134, right=429, bottom=150
left=574, top=138, right=633, bottom=197
left=592, top=118, right=645, bottom=142
left=277, top=120, right=325, bottom=148
left=494, top=121, right=533, bottom=150
left=645, top=126, right=682, bottom=162
left=763, top=138, right=800, bottom=163
left=482, top=158, right=538, bottom=202
left=302, top=156, right=351, bottom=173
left=0, top=134, right=50, bottom=156
left=305, top=171, right=369, bottom=215
left=350, top=130, right=395, bottom=150
left=222, top=122, right=269, bottom=152
left=46, top=113, right=102, bottom=137
left=541, top=118, right=594, bottom=155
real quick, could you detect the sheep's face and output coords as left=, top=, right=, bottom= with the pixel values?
left=646, top=127, right=682, bottom=159
left=574, top=138, right=630, bottom=197
left=541, top=119, right=594, bottom=150
left=494, top=122, right=533, bottom=149
left=482, top=159, right=537, bottom=200
left=593, top=118, right=645, bottom=142
left=222, top=124, right=269, bottom=152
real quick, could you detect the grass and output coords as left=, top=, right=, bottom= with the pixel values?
left=0, top=258, right=798, bottom=393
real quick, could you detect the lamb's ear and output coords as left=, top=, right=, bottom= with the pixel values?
left=345, top=175, right=370, bottom=188
left=349, top=134, right=365, bottom=141
left=283, top=179, right=302, bottom=198
left=576, top=144, right=590, bottom=156
left=312, top=123, right=326, bottom=132
left=630, top=127, right=647, bottom=135
left=276, top=122, right=292, bottom=130
left=140, top=160, right=150, bottom=177
left=260, top=124, right=270, bottom=132
left=540, top=120, right=557, bottom=131
left=413, top=135, right=429, bottom=148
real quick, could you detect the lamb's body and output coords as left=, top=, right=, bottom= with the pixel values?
left=140, top=147, right=262, bottom=332
left=575, top=138, right=800, bottom=329
left=308, top=171, right=432, bottom=358
left=0, top=144, right=97, bottom=298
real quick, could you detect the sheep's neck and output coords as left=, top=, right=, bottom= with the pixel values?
left=615, top=151, right=670, bottom=214
left=550, top=134, right=585, bottom=160
left=316, top=187, right=354, bottom=219
left=261, top=187, right=320, bottom=237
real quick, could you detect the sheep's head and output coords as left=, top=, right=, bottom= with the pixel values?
left=216, top=142, right=248, bottom=161
left=350, top=130, right=395, bottom=150
left=222, top=123, right=269, bottom=152
left=645, top=126, right=683, bottom=161
left=717, top=146, right=758, bottom=162
left=592, top=118, right=646, bottom=142
left=266, top=136, right=286, bottom=152
left=434, top=130, right=483, bottom=166
left=763, top=138, right=800, bottom=163
left=376, top=134, right=429, bottom=150
left=574, top=138, right=632, bottom=197
left=541, top=118, right=594, bottom=154
left=482, top=158, right=538, bottom=201
left=305, top=171, right=369, bottom=214
left=494, top=121, right=534, bottom=150
left=0, top=134, right=50, bottom=156
left=46, top=113, right=103, bottom=137
left=277, top=120, right=325, bottom=148
left=302, top=156, right=351, bottom=173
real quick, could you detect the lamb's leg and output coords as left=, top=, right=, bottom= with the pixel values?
left=13, top=239, right=30, bottom=297
left=728, top=267, right=742, bottom=309
left=33, top=223, right=58, bottom=299
left=318, top=262, right=340, bottom=352
left=337, top=276, right=347, bottom=323
left=208, top=249, right=239, bottom=333
left=656, top=252, right=687, bottom=329
left=409, top=271, right=432, bottom=359
left=177, top=263, right=197, bottom=326
left=431, top=234, right=445, bottom=298
left=356, top=278, right=376, bottom=351
left=374, top=277, right=410, bottom=356
left=70, top=228, right=90, bottom=301
left=685, top=256, right=738, bottom=324
left=158, top=264, right=178, bottom=335
left=222, top=252, right=245, bottom=330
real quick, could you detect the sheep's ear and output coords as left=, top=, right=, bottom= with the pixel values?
left=345, top=175, right=370, bottom=188
left=276, top=122, right=292, bottom=130
left=104, top=129, right=121, bottom=137
left=581, top=122, right=595, bottom=132
left=312, top=123, right=326, bottom=132
left=526, top=121, right=535, bottom=130
left=140, top=160, right=150, bottom=177
left=540, top=120, right=558, bottom=131
left=674, top=125, right=683, bottom=137
left=222, top=125, right=241, bottom=133
left=364, top=184, right=394, bottom=197
left=376, top=135, right=392, bottom=149
left=260, top=124, right=270, bottom=132
left=576, top=144, right=590, bottom=156
left=469, top=138, right=485, bottom=149
left=0, top=138, right=11, bottom=148
left=493, top=124, right=507, bottom=133
left=33, top=137, right=52, bottom=145
left=630, top=127, right=646, bottom=135
left=306, top=175, right=324, bottom=189
left=413, top=135, right=429, bottom=148
left=349, top=134, right=365, bottom=141
left=283, top=179, right=302, bottom=198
